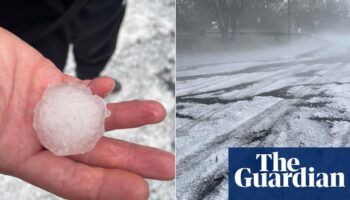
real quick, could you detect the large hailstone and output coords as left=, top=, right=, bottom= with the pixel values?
left=33, top=83, right=110, bottom=156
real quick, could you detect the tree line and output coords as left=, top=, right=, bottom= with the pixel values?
left=177, top=0, right=350, bottom=39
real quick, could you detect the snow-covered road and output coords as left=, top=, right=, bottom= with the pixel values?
left=176, top=34, right=350, bottom=199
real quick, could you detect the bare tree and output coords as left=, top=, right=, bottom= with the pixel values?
left=214, top=0, right=244, bottom=39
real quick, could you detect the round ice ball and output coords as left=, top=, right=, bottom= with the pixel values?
left=33, top=83, right=110, bottom=156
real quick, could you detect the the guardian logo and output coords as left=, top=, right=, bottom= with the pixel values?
left=234, top=152, right=345, bottom=188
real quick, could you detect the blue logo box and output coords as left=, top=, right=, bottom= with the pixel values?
left=229, top=148, right=350, bottom=200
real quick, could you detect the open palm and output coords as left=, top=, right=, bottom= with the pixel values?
left=0, top=28, right=174, bottom=200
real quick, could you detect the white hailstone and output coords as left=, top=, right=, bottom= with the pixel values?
left=33, top=83, right=110, bottom=156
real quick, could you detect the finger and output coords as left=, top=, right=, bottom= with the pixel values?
left=62, top=75, right=114, bottom=98
left=15, top=151, right=149, bottom=200
left=105, top=100, right=166, bottom=131
left=70, top=137, right=175, bottom=180
left=88, top=76, right=115, bottom=98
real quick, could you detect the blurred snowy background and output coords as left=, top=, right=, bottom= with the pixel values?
left=0, top=0, right=175, bottom=199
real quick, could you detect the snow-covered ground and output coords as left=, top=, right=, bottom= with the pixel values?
left=0, top=0, right=175, bottom=199
left=176, top=33, right=350, bottom=199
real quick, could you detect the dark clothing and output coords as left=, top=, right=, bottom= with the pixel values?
left=0, top=0, right=126, bottom=79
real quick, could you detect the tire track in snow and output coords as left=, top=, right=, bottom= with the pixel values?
left=177, top=56, right=346, bottom=81
left=176, top=61, right=324, bottom=137
left=176, top=61, right=349, bottom=199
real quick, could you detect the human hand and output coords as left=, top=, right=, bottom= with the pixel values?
left=0, top=28, right=174, bottom=200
